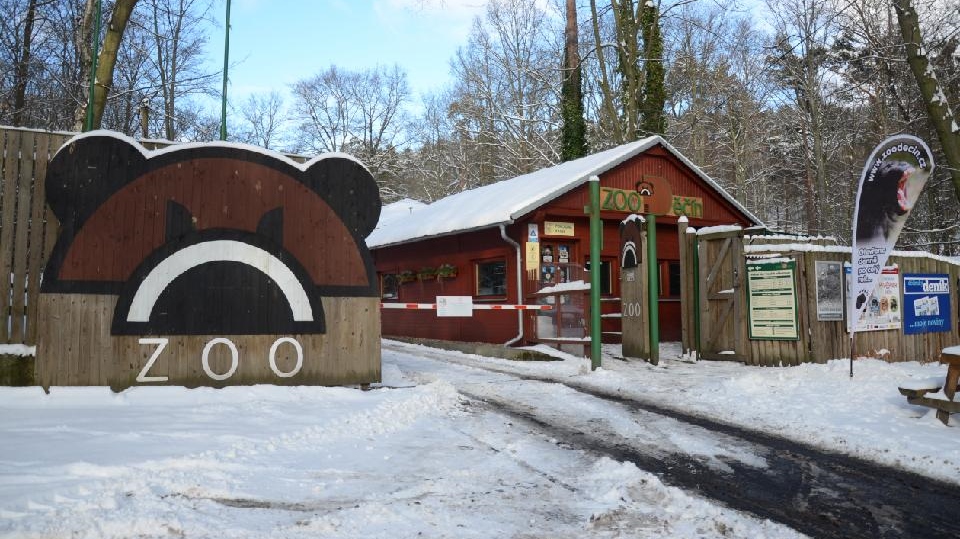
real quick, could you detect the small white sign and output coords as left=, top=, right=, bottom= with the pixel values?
left=528, top=224, right=539, bottom=242
left=437, top=296, right=473, bottom=317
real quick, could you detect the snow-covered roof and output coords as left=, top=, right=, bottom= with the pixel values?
left=375, top=198, right=427, bottom=232
left=367, top=136, right=763, bottom=248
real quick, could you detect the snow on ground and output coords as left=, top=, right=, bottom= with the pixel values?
left=1, top=340, right=958, bottom=538
left=480, top=341, right=960, bottom=484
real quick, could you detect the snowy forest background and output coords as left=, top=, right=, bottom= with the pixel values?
left=1, top=0, right=959, bottom=252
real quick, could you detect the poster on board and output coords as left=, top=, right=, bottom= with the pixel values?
left=845, top=264, right=901, bottom=332
left=746, top=259, right=799, bottom=340
left=903, top=274, right=951, bottom=335
left=815, top=261, right=844, bottom=321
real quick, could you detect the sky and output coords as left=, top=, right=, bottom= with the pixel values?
left=2, top=340, right=958, bottom=537
left=212, top=0, right=490, bottom=103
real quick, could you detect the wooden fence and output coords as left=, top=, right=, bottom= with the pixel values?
left=0, top=128, right=70, bottom=346
left=682, top=226, right=960, bottom=365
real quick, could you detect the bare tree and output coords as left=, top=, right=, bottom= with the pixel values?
left=448, top=0, right=561, bottom=187
left=893, top=0, right=960, bottom=199
left=141, top=0, right=217, bottom=140
left=764, top=0, right=846, bottom=235
left=290, top=64, right=411, bottom=199
left=235, top=90, right=287, bottom=150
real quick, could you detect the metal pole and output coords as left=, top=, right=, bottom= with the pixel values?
left=588, top=176, right=602, bottom=370
left=647, top=214, right=659, bottom=365
left=84, top=0, right=103, bottom=132
left=220, top=0, right=232, bottom=141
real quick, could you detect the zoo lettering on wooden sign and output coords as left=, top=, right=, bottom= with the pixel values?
left=35, top=131, right=382, bottom=390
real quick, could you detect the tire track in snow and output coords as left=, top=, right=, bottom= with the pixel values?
left=384, top=341, right=960, bottom=539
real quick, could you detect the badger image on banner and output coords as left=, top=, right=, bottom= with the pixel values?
left=850, top=135, right=934, bottom=327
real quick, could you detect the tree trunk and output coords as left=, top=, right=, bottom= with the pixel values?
left=589, top=0, right=623, bottom=143
left=89, top=0, right=139, bottom=130
left=893, top=0, right=960, bottom=198
left=74, top=0, right=139, bottom=131
left=12, top=0, right=38, bottom=127
left=612, top=0, right=641, bottom=138
left=560, top=0, right=587, bottom=161
left=639, top=0, right=665, bottom=135
left=73, top=0, right=97, bottom=130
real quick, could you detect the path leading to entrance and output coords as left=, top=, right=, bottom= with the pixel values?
left=384, top=341, right=960, bottom=539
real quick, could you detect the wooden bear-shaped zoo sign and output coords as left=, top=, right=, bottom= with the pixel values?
left=36, top=132, right=382, bottom=390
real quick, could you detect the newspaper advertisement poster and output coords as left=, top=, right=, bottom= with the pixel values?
left=845, top=264, right=901, bottom=332
left=903, top=273, right=951, bottom=335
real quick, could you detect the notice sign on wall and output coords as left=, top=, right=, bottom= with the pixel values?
left=903, top=274, right=951, bottom=335
left=746, top=260, right=799, bottom=340
left=844, top=265, right=901, bottom=332
left=437, top=296, right=473, bottom=317
left=544, top=221, right=574, bottom=236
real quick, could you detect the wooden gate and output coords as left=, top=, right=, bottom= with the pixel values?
left=697, top=228, right=747, bottom=361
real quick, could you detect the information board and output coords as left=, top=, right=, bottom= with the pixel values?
left=746, top=260, right=799, bottom=340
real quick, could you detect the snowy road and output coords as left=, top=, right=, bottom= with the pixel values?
left=3, top=340, right=960, bottom=538
left=383, top=341, right=960, bottom=539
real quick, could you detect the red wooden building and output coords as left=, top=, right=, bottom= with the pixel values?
left=368, top=137, right=761, bottom=346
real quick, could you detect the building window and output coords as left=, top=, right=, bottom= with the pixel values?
left=381, top=273, right=398, bottom=300
left=584, top=258, right=613, bottom=295
left=660, top=260, right=681, bottom=298
left=476, top=259, right=507, bottom=297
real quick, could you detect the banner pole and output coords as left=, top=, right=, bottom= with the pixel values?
left=850, top=334, right=855, bottom=378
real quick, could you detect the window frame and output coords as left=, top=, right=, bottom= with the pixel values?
left=474, top=258, right=508, bottom=299
left=584, top=257, right=614, bottom=296
left=659, top=260, right=681, bottom=299
left=380, top=273, right=399, bottom=300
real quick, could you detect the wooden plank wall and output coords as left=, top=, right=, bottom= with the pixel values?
left=678, top=220, right=697, bottom=356
left=0, top=127, right=289, bottom=348
left=0, top=128, right=69, bottom=345
left=693, top=229, right=960, bottom=366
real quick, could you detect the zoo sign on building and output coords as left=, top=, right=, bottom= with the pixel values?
left=36, top=132, right=382, bottom=390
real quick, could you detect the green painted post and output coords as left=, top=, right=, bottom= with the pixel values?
left=588, top=176, right=602, bottom=370
left=647, top=214, right=659, bottom=364
left=84, top=0, right=103, bottom=132
left=220, top=0, right=232, bottom=141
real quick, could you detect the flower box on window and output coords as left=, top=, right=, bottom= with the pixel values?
left=436, top=263, right=458, bottom=279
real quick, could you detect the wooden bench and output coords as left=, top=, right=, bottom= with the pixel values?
left=899, top=350, right=960, bottom=425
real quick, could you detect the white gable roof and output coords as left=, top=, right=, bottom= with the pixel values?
left=367, top=136, right=762, bottom=248
left=375, top=198, right=427, bottom=231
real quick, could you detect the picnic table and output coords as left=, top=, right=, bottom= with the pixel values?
left=899, top=347, right=960, bottom=425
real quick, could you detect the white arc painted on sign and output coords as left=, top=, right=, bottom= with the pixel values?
left=126, top=240, right=313, bottom=322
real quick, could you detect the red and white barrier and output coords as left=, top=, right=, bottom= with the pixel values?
left=380, top=303, right=552, bottom=311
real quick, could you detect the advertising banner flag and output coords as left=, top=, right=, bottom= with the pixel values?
left=850, top=135, right=934, bottom=332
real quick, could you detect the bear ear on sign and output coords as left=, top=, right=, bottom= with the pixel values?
left=45, top=133, right=148, bottom=227
left=302, top=156, right=382, bottom=239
